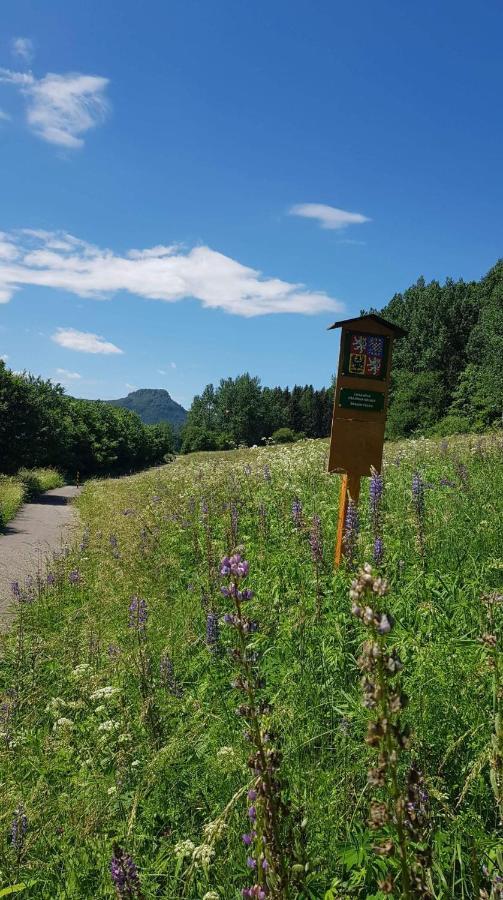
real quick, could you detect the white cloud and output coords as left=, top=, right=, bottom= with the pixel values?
left=0, top=68, right=109, bottom=147
left=12, top=37, right=34, bottom=64
left=289, top=203, right=371, bottom=231
left=0, top=229, right=341, bottom=317
left=51, top=327, right=123, bottom=355
left=55, top=367, right=82, bottom=380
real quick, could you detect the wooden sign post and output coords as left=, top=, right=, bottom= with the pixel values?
left=327, top=314, right=406, bottom=566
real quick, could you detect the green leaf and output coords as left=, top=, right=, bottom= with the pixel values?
left=0, top=886, right=27, bottom=897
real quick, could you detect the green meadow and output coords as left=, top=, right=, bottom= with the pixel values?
left=0, top=435, right=502, bottom=898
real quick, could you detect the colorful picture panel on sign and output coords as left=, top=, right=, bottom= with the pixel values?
left=343, top=331, right=389, bottom=380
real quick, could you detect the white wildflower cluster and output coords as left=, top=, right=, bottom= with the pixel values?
left=98, top=719, right=120, bottom=733
left=174, top=839, right=196, bottom=859
left=90, top=686, right=119, bottom=701
left=202, top=819, right=227, bottom=842
left=202, top=892, right=220, bottom=900
left=71, top=663, right=93, bottom=680
left=53, top=717, right=73, bottom=731
left=45, top=697, right=67, bottom=716
left=192, top=844, right=215, bottom=867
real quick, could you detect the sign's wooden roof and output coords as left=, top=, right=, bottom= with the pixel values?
left=327, top=313, right=407, bottom=337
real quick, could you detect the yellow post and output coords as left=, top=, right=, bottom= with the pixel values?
left=334, top=471, right=361, bottom=567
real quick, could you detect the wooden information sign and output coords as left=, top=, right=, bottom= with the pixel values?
left=327, top=314, right=406, bottom=566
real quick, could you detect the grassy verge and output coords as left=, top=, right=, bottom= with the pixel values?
left=0, top=476, right=26, bottom=528
left=0, top=468, right=64, bottom=529
left=0, top=434, right=502, bottom=897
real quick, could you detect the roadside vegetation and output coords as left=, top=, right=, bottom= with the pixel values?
left=0, top=361, right=175, bottom=479
left=0, top=433, right=501, bottom=897
left=0, top=468, right=64, bottom=528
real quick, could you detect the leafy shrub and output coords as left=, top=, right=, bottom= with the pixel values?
left=271, top=426, right=297, bottom=443
left=429, top=414, right=472, bottom=437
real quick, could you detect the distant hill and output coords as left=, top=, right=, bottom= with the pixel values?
left=108, top=389, right=187, bottom=428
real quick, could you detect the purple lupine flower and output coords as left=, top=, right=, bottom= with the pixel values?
left=412, top=472, right=425, bottom=515
left=343, top=499, right=359, bottom=564
left=10, top=581, right=21, bottom=599
left=373, top=537, right=384, bottom=565
left=128, top=596, right=148, bottom=630
left=109, top=534, right=118, bottom=548
left=110, top=845, right=142, bottom=898
left=263, top=465, right=271, bottom=482
left=160, top=652, right=183, bottom=697
left=206, top=612, right=219, bottom=652
left=455, top=461, right=469, bottom=490
left=46, top=572, right=56, bottom=585
left=242, top=833, right=253, bottom=846
left=108, top=644, right=121, bottom=658
left=292, top=498, right=303, bottom=527
left=220, top=554, right=249, bottom=579
left=79, top=528, right=90, bottom=551
left=369, top=471, right=384, bottom=517
left=10, top=806, right=27, bottom=852
left=68, top=569, right=81, bottom=584
left=309, top=514, right=323, bottom=564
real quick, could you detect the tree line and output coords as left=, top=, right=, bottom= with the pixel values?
left=181, top=376, right=334, bottom=452
left=0, top=361, right=175, bottom=477
left=183, top=259, right=502, bottom=449
left=1, top=260, right=501, bottom=473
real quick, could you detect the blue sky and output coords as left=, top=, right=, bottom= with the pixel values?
left=0, top=0, right=501, bottom=408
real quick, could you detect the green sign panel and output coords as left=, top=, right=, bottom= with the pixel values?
left=339, top=388, right=385, bottom=412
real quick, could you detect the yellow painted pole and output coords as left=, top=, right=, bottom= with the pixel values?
left=334, top=471, right=361, bottom=567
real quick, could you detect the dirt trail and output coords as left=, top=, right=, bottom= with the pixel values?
left=0, top=486, right=80, bottom=631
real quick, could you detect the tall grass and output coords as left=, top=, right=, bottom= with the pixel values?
left=0, top=434, right=501, bottom=898
left=0, top=476, right=26, bottom=528
left=17, top=467, right=64, bottom=499
left=0, top=468, right=64, bottom=528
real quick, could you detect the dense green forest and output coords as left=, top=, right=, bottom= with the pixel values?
left=184, top=260, right=503, bottom=449
left=0, top=361, right=175, bottom=477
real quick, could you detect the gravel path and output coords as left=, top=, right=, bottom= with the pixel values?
left=0, top=485, right=80, bottom=631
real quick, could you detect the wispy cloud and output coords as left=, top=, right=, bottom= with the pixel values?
left=12, top=37, right=34, bottom=64
left=289, top=203, right=371, bottom=231
left=51, top=327, right=123, bottom=355
left=0, top=229, right=342, bottom=317
left=0, top=68, right=110, bottom=147
left=55, top=367, right=82, bottom=380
